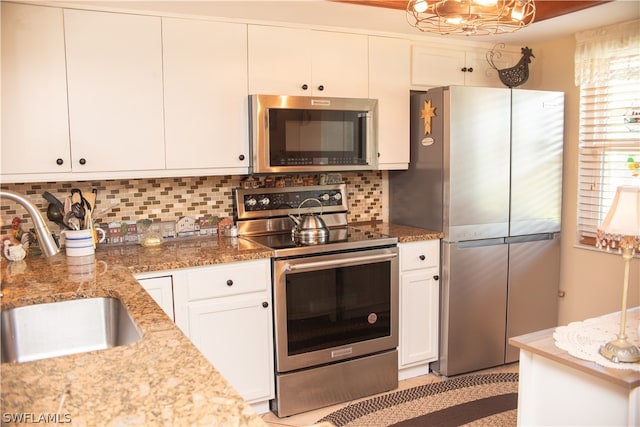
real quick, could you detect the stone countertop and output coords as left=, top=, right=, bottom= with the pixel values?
left=0, top=224, right=436, bottom=425
left=97, top=235, right=274, bottom=274
left=353, top=222, right=443, bottom=243
left=0, top=236, right=271, bottom=427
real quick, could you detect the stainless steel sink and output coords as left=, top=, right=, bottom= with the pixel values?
left=1, top=297, right=142, bottom=363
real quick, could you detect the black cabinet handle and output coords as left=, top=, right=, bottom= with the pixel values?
left=419, top=255, right=426, bottom=261
left=301, top=84, right=308, bottom=90
left=317, top=85, right=324, bottom=91
left=226, top=279, right=233, bottom=286
left=56, top=158, right=64, bottom=165
left=239, top=154, right=245, bottom=161
left=433, top=275, right=439, bottom=281
left=262, top=301, right=269, bottom=308
left=79, top=158, right=86, bottom=165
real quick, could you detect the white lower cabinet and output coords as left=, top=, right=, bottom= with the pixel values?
left=135, top=273, right=175, bottom=320
left=172, top=259, right=275, bottom=407
left=398, top=240, right=440, bottom=380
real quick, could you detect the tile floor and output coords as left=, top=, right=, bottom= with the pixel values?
left=261, top=363, right=519, bottom=427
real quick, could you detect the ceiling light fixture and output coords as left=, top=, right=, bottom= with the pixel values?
left=407, top=0, right=536, bottom=36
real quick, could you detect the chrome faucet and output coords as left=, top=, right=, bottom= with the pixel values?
left=0, top=190, right=60, bottom=257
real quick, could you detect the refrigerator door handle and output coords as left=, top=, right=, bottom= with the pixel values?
left=456, top=238, right=505, bottom=248
left=505, top=233, right=556, bottom=244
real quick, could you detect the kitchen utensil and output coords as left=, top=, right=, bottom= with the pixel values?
left=83, top=189, right=96, bottom=238
left=63, top=197, right=71, bottom=215
left=70, top=188, right=90, bottom=210
left=42, top=191, right=64, bottom=211
left=46, top=203, right=71, bottom=230
left=63, top=212, right=80, bottom=230
left=71, top=202, right=86, bottom=229
left=84, top=189, right=96, bottom=216
left=289, top=198, right=329, bottom=244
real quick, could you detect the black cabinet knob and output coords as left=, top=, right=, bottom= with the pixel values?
left=433, top=275, right=440, bottom=281
left=226, top=279, right=233, bottom=286
left=56, top=158, right=64, bottom=165
left=301, top=84, right=309, bottom=90
left=419, top=254, right=426, bottom=261
left=239, top=154, right=245, bottom=161
left=317, top=85, right=324, bottom=91
left=262, top=301, right=269, bottom=308
left=79, top=158, right=86, bottom=165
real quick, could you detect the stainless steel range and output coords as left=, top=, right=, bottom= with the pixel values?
left=234, top=184, right=399, bottom=417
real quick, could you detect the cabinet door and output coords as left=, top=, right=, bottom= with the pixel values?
left=136, top=275, right=175, bottom=320
left=411, top=45, right=465, bottom=87
left=186, top=295, right=275, bottom=403
left=163, top=18, right=249, bottom=172
left=248, top=25, right=312, bottom=96
left=311, top=31, right=369, bottom=98
left=465, top=50, right=518, bottom=88
left=248, top=26, right=368, bottom=98
left=399, top=268, right=439, bottom=367
left=369, top=36, right=410, bottom=169
left=64, top=9, right=165, bottom=172
left=1, top=3, right=70, bottom=175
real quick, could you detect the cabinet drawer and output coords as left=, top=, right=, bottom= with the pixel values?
left=185, top=260, right=270, bottom=301
left=400, top=240, right=440, bottom=271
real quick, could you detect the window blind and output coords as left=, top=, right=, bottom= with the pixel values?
left=577, top=53, right=640, bottom=246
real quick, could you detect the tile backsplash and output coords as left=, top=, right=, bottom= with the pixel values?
left=0, top=172, right=383, bottom=237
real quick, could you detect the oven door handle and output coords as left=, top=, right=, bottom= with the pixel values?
left=284, top=252, right=397, bottom=272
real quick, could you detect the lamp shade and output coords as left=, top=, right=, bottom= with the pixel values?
left=598, top=186, right=640, bottom=237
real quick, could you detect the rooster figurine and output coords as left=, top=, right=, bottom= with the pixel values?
left=487, top=46, right=534, bottom=88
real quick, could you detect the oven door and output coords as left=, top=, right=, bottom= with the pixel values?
left=273, top=246, right=398, bottom=373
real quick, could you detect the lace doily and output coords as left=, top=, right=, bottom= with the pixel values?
left=553, top=307, right=640, bottom=371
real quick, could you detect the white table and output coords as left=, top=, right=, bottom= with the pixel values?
left=510, top=314, right=640, bottom=426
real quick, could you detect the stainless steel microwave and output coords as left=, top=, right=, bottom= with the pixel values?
left=249, top=94, right=378, bottom=174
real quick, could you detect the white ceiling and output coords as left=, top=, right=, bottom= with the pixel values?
left=41, top=0, right=640, bottom=45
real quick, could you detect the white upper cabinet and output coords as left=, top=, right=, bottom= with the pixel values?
left=248, top=25, right=369, bottom=98
left=162, top=18, right=249, bottom=172
left=411, top=44, right=517, bottom=88
left=64, top=9, right=165, bottom=173
left=1, top=3, right=70, bottom=175
left=369, top=36, right=410, bottom=170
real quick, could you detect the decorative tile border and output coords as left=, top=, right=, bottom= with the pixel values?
left=1, top=172, right=383, bottom=235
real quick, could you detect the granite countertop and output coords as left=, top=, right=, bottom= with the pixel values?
left=1, top=236, right=271, bottom=426
left=0, top=223, right=438, bottom=425
left=353, top=221, right=443, bottom=243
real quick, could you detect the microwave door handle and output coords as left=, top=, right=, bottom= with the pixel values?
left=284, top=253, right=397, bottom=272
left=361, top=112, right=375, bottom=165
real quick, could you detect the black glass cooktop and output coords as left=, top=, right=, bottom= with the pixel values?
left=245, top=226, right=397, bottom=257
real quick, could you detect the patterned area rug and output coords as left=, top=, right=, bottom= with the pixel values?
left=316, top=373, right=519, bottom=427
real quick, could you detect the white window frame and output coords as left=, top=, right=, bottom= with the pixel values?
left=575, top=20, right=640, bottom=248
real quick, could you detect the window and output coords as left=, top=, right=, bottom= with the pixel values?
left=576, top=20, right=640, bottom=246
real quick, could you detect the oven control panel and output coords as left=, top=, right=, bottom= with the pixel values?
left=234, top=184, right=348, bottom=219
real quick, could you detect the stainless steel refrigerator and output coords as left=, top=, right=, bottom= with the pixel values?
left=390, top=86, right=564, bottom=376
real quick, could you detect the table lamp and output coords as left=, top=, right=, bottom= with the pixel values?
left=595, top=185, right=640, bottom=363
